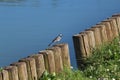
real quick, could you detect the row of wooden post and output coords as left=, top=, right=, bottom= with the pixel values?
left=0, top=43, right=71, bottom=80
left=73, top=14, right=120, bottom=68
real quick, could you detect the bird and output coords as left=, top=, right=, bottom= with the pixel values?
left=48, top=33, right=63, bottom=46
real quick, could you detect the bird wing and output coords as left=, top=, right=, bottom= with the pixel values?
left=52, top=36, right=58, bottom=42
left=48, top=36, right=58, bottom=46
left=48, top=42, right=53, bottom=46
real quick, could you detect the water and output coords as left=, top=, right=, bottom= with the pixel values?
left=0, top=0, right=120, bottom=68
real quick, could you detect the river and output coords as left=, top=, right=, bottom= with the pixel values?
left=0, top=0, right=120, bottom=68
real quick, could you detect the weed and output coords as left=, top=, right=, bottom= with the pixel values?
left=40, top=37, right=120, bottom=80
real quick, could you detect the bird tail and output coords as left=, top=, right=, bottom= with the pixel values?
left=48, top=42, right=53, bottom=46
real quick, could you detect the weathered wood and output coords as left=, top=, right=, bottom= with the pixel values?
left=112, top=14, right=120, bottom=33
left=4, top=66, right=19, bottom=80
left=74, top=33, right=91, bottom=67
left=10, top=62, right=28, bottom=80
left=80, top=32, right=91, bottom=57
left=95, top=24, right=108, bottom=43
left=90, top=26, right=102, bottom=46
left=0, top=72, right=2, bottom=80
left=101, top=21, right=113, bottom=41
left=107, top=18, right=119, bottom=38
left=0, top=70, right=9, bottom=80
left=47, top=47, right=63, bottom=73
left=53, top=43, right=71, bottom=68
left=85, top=29, right=96, bottom=51
left=39, top=50, right=55, bottom=73
left=73, top=33, right=91, bottom=68
left=73, top=14, right=120, bottom=70
left=73, top=34, right=86, bottom=60
left=19, top=57, right=37, bottom=80
left=111, top=16, right=120, bottom=34
left=29, top=54, right=45, bottom=79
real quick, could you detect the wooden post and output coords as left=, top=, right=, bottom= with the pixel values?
left=39, top=50, right=55, bottom=74
left=0, top=71, right=2, bottom=80
left=95, top=24, right=108, bottom=43
left=73, top=33, right=90, bottom=57
left=112, top=14, right=120, bottom=33
left=4, top=66, right=19, bottom=80
left=10, top=62, right=28, bottom=80
left=85, top=29, right=96, bottom=51
left=101, top=21, right=113, bottom=41
left=19, top=57, right=37, bottom=80
left=53, top=43, right=71, bottom=68
left=90, top=26, right=102, bottom=46
left=29, top=54, right=45, bottom=79
left=0, top=70, right=9, bottom=80
left=47, top=46, right=63, bottom=73
left=73, top=33, right=90, bottom=68
left=107, top=18, right=119, bottom=38
left=80, top=32, right=91, bottom=57
left=73, top=34, right=86, bottom=61
left=111, top=16, right=120, bottom=33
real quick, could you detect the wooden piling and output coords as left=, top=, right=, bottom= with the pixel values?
left=4, top=66, right=19, bottom=80
left=19, top=57, right=37, bottom=80
left=101, top=20, right=113, bottom=41
left=73, top=34, right=86, bottom=60
left=107, top=18, right=119, bottom=38
left=111, top=16, right=120, bottom=33
left=10, top=62, right=28, bottom=80
left=29, top=54, right=45, bottom=79
left=0, top=70, right=9, bottom=80
left=47, top=46, right=63, bottom=73
left=85, top=29, right=96, bottom=50
left=112, top=14, right=120, bottom=33
left=53, top=43, right=71, bottom=68
left=73, top=33, right=91, bottom=68
left=73, top=13, right=120, bottom=70
left=0, top=71, right=2, bottom=80
left=39, top=50, right=55, bottom=73
left=90, top=26, right=102, bottom=46
left=73, top=33, right=90, bottom=57
left=95, top=24, right=108, bottom=43
left=80, top=32, right=91, bottom=57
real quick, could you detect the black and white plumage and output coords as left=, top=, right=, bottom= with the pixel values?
left=48, top=33, right=63, bottom=46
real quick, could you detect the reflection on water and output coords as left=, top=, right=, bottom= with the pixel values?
left=0, top=0, right=40, bottom=7
left=0, top=0, right=58, bottom=7
left=0, top=0, right=24, bottom=2
left=51, top=0, right=58, bottom=8
left=0, top=0, right=26, bottom=6
left=31, top=0, right=40, bottom=7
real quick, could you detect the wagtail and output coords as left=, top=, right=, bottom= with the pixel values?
left=48, top=33, right=63, bottom=46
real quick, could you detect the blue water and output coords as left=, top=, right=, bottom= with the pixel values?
left=0, top=0, right=120, bottom=68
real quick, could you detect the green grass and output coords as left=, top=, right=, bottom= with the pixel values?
left=40, top=68, right=92, bottom=80
left=0, top=67, right=3, bottom=72
left=83, top=37, right=120, bottom=80
left=40, top=37, right=120, bottom=80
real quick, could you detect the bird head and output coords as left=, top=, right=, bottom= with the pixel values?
left=59, top=33, right=63, bottom=37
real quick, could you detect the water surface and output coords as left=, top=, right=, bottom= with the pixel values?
left=0, top=0, right=120, bottom=68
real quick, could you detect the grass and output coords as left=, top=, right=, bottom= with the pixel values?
left=40, top=37, right=120, bottom=80
left=0, top=67, right=3, bottom=72
left=40, top=68, right=92, bottom=80
left=84, top=37, right=120, bottom=80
